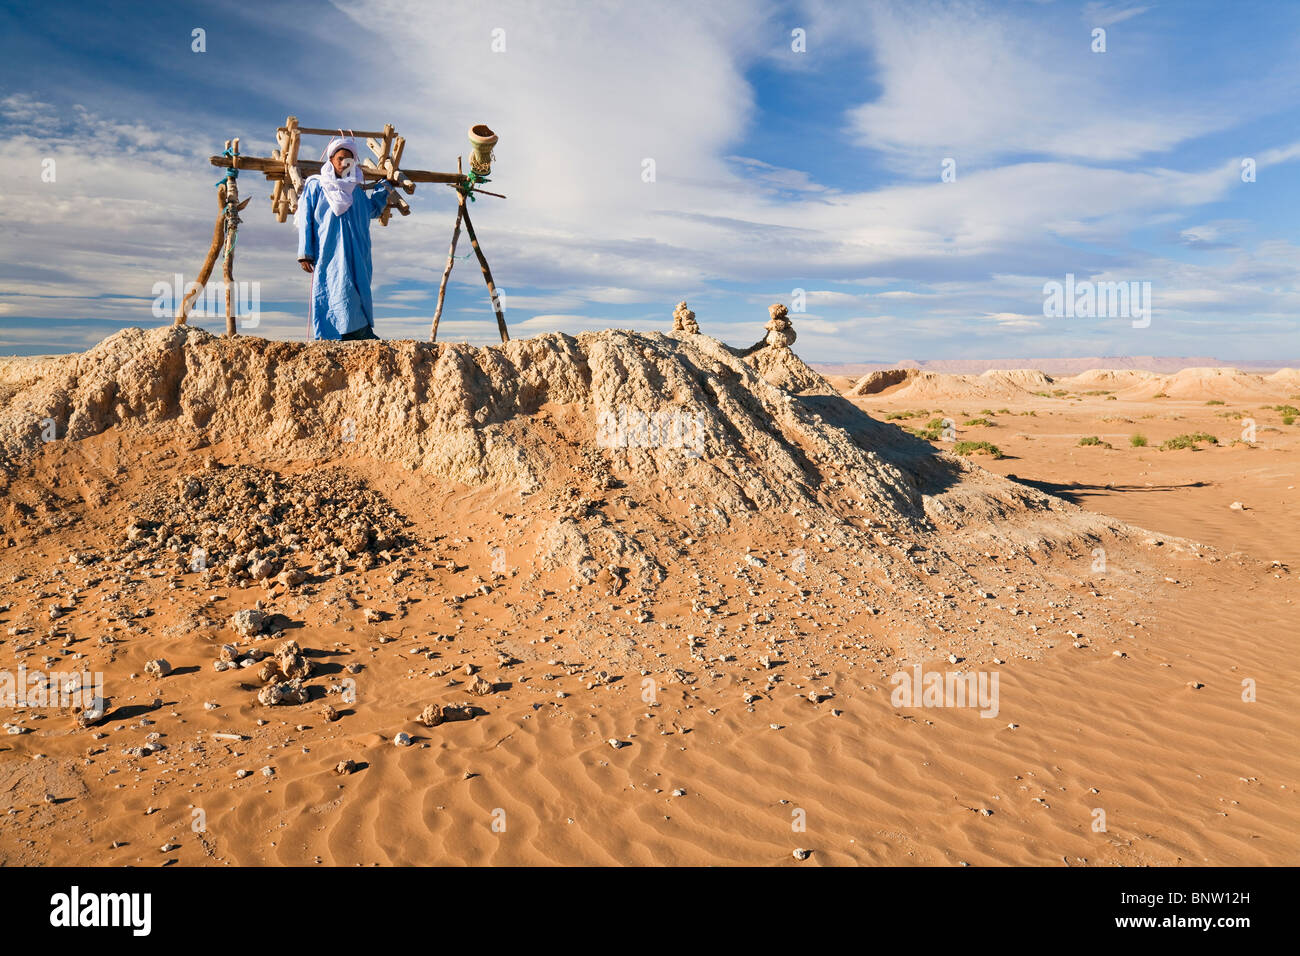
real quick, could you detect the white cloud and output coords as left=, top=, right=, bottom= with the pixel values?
left=816, top=0, right=1220, bottom=169
left=1083, top=3, right=1151, bottom=27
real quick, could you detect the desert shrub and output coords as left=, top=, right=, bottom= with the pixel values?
left=1078, top=436, right=1111, bottom=448
left=953, top=440, right=1002, bottom=458
left=1268, top=404, right=1298, bottom=425
left=882, top=409, right=929, bottom=420
left=1130, top=434, right=1148, bottom=447
left=1160, top=432, right=1217, bottom=450
left=908, top=418, right=949, bottom=441
left=963, top=417, right=995, bottom=427
left=1206, top=399, right=1225, bottom=406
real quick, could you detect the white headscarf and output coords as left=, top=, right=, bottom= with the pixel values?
left=296, top=135, right=363, bottom=227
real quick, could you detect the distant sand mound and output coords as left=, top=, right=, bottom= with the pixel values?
left=848, top=368, right=918, bottom=396
left=867, top=368, right=1055, bottom=402
left=1062, top=369, right=1159, bottom=389
left=981, top=369, right=1054, bottom=390
left=1122, top=367, right=1283, bottom=400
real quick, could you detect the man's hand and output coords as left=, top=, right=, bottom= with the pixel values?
left=299, top=259, right=314, bottom=274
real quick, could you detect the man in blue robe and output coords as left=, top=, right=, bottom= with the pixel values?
left=296, top=136, right=394, bottom=340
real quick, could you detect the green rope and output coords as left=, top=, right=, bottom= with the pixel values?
left=457, top=169, right=489, bottom=203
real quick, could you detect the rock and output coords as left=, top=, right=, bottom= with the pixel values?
left=258, top=679, right=308, bottom=706
left=230, top=609, right=267, bottom=638
left=671, top=301, right=700, bottom=335
left=320, top=703, right=340, bottom=722
left=468, top=675, right=494, bottom=696
left=235, top=769, right=250, bottom=779
left=247, top=557, right=279, bottom=580
left=342, top=525, right=370, bottom=554
left=144, top=658, right=171, bottom=678
left=418, top=704, right=445, bottom=727
left=1229, top=501, right=1245, bottom=510
left=277, top=568, right=308, bottom=587
left=608, top=738, right=626, bottom=750
left=278, top=649, right=313, bottom=681
left=335, top=759, right=356, bottom=775
left=763, top=303, right=796, bottom=349
left=792, top=847, right=811, bottom=861
left=393, top=732, right=412, bottom=747
left=257, top=660, right=282, bottom=684
left=73, top=698, right=105, bottom=729
left=218, top=643, right=240, bottom=663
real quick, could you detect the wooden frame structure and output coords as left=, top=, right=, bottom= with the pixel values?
left=175, top=117, right=508, bottom=342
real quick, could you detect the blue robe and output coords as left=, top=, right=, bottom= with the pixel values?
left=296, top=177, right=393, bottom=339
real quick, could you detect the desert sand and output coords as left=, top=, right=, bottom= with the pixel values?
left=0, top=325, right=1295, bottom=866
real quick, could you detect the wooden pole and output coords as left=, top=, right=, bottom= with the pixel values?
left=222, top=138, right=241, bottom=336
left=209, top=153, right=466, bottom=185
left=176, top=185, right=227, bottom=326
left=430, top=158, right=465, bottom=343
left=457, top=166, right=509, bottom=343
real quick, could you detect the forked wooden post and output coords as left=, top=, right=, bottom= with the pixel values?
left=429, top=156, right=508, bottom=343
left=459, top=191, right=509, bottom=343
left=430, top=158, right=464, bottom=343
left=175, top=185, right=227, bottom=326
left=221, top=138, right=242, bottom=336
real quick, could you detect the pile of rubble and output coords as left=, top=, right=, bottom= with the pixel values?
left=118, top=461, right=414, bottom=583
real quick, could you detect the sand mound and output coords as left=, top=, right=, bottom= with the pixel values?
left=0, top=326, right=916, bottom=524
left=1266, top=368, right=1300, bottom=386
left=847, top=368, right=918, bottom=396
left=1119, top=366, right=1284, bottom=400
left=980, top=369, right=1054, bottom=390
left=1061, top=369, right=1159, bottom=389
left=740, top=341, right=839, bottom=394
left=868, top=368, right=1055, bottom=402
left=0, top=325, right=1150, bottom=593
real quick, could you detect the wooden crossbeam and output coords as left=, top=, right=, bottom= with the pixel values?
left=209, top=153, right=466, bottom=185
left=295, top=126, right=389, bottom=138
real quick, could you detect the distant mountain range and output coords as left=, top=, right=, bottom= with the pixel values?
left=812, top=356, right=1299, bottom=376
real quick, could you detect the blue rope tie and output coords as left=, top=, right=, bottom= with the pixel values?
left=214, top=145, right=240, bottom=187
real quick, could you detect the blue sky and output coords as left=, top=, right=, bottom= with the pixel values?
left=1, top=0, right=1297, bottom=361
